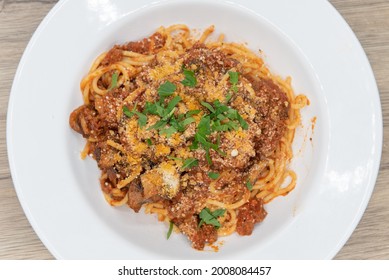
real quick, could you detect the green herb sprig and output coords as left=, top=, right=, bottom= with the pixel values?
left=190, top=99, right=249, bottom=164
left=167, top=156, right=199, bottom=170
left=141, top=81, right=201, bottom=137
left=108, top=72, right=118, bottom=90
left=228, top=71, right=239, bottom=93
left=225, top=71, right=240, bottom=103
left=246, top=180, right=253, bottom=191
left=181, top=68, right=197, bottom=87
left=208, top=172, right=220, bottom=180
left=167, top=222, right=174, bottom=239
left=122, top=102, right=147, bottom=128
left=198, top=208, right=226, bottom=228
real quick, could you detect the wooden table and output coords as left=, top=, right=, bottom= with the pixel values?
left=1, top=0, right=388, bottom=260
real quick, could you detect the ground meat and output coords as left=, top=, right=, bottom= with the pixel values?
left=99, top=32, right=166, bottom=67
left=203, top=131, right=256, bottom=171
left=236, top=197, right=267, bottom=236
left=94, top=90, right=125, bottom=129
left=69, top=104, right=101, bottom=138
left=100, top=175, right=113, bottom=194
left=183, top=43, right=237, bottom=74
left=165, top=168, right=209, bottom=223
left=177, top=215, right=218, bottom=250
left=93, top=142, right=116, bottom=170
left=120, top=32, right=166, bottom=54
left=126, top=179, right=145, bottom=213
left=106, top=168, right=118, bottom=186
left=246, top=76, right=290, bottom=157
left=101, top=47, right=123, bottom=66
left=167, top=192, right=196, bottom=222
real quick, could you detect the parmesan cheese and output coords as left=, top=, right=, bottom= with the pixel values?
left=158, top=162, right=180, bottom=199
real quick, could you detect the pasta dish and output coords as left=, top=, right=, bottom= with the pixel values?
left=69, top=25, right=308, bottom=250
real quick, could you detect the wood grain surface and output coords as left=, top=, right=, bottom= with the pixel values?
left=1, top=0, right=388, bottom=259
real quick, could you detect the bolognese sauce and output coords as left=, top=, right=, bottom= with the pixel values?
left=69, top=25, right=308, bottom=250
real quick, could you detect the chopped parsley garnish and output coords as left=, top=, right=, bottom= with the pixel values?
left=143, top=101, right=163, bottom=116
left=200, top=101, right=215, bottom=113
left=145, top=95, right=198, bottom=137
left=166, top=222, right=174, bottom=239
left=122, top=105, right=133, bottom=118
left=246, top=180, right=253, bottom=191
left=158, top=81, right=176, bottom=97
left=165, top=96, right=182, bottom=114
left=198, top=208, right=226, bottom=228
left=146, top=138, right=153, bottom=146
left=181, top=68, right=197, bottom=87
left=228, top=71, right=239, bottom=93
left=225, top=93, right=232, bottom=103
left=181, top=158, right=199, bottom=169
left=159, top=126, right=177, bottom=138
left=167, top=155, right=182, bottom=161
left=186, top=109, right=202, bottom=116
left=167, top=156, right=199, bottom=170
left=108, top=72, right=118, bottom=90
left=135, top=111, right=148, bottom=127
left=208, top=172, right=220, bottom=180
left=143, top=83, right=192, bottom=137
left=190, top=99, right=249, bottom=164
left=126, top=89, right=179, bottom=131
left=169, top=114, right=196, bottom=133
left=122, top=103, right=147, bottom=128
left=122, top=74, right=248, bottom=169
left=147, top=119, right=167, bottom=130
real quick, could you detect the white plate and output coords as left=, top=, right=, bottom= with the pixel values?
left=7, top=0, right=382, bottom=259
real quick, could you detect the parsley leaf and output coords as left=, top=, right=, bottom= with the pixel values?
left=146, top=138, right=152, bottom=146
left=197, top=115, right=211, bottom=136
left=205, top=149, right=212, bottom=165
left=198, top=208, right=226, bottom=228
left=224, top=107, right=249, bottom=130
left=181, top=158, right=199, bottom=169
left=246, top=180, right=253, bottom=191
left=108, top=72, right=118, bottom=90
left=189, top=140, right=199, bottom=150
left=168, top=156, right=199, bottom=170
left=134, top=111, right=147, bottom=127
left=186, top=110, right=201, bottom=117
left=167, top=222, right=174, bottom=239
left=225, top=93, right=232, bottom=103
left=228, top=71, right=239, bottom=84
left=170, top=116, right=196, bottom=132
left=208, top=172, right=220, bottom=180
left=212, top=209, right=226, bottom=217
left=200, top=101, right=216, bottom=113
left=161, top=107, right=177, bottom=121
left=180, top=117, right=196, bottom=127
left=228, top=71, right=239, bottom=93
left=147, top=120, right=168, bottom=131
left=144, top=101, right=164, bottom=117
left=123, top=105, right=134, bottom=118
left=165, top=96, right=182, bottom=114
left=167, top=156, right=182, bottom=161
left=144, top=94, right=182, bottom=136
left=190, top=99, right=249, bottom=165
left=181, top=68, right=197, bottom=87
left=159, top=126, right=177, bottom=137
left=122, top=103, right=147, bottom=128
left=158, top=81, right=177, bottom=97
left=237, top=114, right=249, bottom=130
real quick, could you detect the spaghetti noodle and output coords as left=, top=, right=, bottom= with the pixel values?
left=69, top=25, right=308, bottom=250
